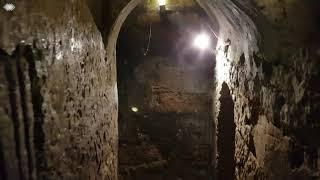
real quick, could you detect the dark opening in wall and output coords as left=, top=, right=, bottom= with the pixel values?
left=115, top=1, right=217, bottom=178
left=239, top=53, right=245, bottom=66
left=0, top=139, right=7, bottom=180
left=289, top=142, right=304, bottom=169
left=217, top=82, right=235, bottom=180
left=274, top=95, right=285, bottom=128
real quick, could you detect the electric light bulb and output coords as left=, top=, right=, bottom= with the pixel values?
left=131, top=107, right=139, bottom=112
left=3, top=3, right=15, bottom=11
left=193, top=33, right=210, bottom=50
left=158, top=0, right=166, bottom=6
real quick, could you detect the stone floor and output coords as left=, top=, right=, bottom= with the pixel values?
left=118, top=139, right=213, bottom=180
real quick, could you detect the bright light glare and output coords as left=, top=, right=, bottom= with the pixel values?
left=3, top=3, right=15, bottom=11
left=131, top=107, right=139, bottom=112
left=193, top=33, right=210, bottom=50
left=158, top=0, right=166, bottom=6
left=215, top=39, right=231, bottom=83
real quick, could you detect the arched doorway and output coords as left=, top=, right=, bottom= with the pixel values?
left=106, top=0, right=253, bottom=179
left=115, top=1, right=217, bottom=179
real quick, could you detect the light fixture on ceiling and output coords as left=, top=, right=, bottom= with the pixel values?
left=158, top=0, right=166, bottom=6
left=131, top=106, right=139, bottom=113
left=193, top=33, right=211, bottom=50
left=158, top=0, right=166, bottom=13
left=3, top=2, right=15, bottom=11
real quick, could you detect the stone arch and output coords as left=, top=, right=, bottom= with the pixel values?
left=106, top=0, right=142, bottom=62
left=105, top=0, right=258, bottom=70
left=106, top=0, right=259, bottom=179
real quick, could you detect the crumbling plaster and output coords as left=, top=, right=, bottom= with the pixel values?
left=0, top=0, right=117, bottom=179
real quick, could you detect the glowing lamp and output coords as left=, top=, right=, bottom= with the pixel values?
left=193, top=33, right=211, bottom=50
left=131, top=107, right=139, bottom=112
left=3, top=3, right=15, bottom=11
left=158, top=0, right=166, bottom=6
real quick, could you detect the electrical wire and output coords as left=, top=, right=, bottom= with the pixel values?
left=144, top=24, right=152, bottom=56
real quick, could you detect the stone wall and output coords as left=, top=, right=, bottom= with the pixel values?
left=197, top=0, right=320, bottom=179
left=133, top=57, right=211, bottom=113
left=1, top=0, right=319, bottom=179
left=118, top=56, right=213, bottom=157
left=0, top=0, right=117, bottom=179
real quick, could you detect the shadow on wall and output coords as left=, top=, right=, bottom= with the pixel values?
left=0, top=45, right=42, bottom=180
left=217, top=82, right=235, bottom=180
